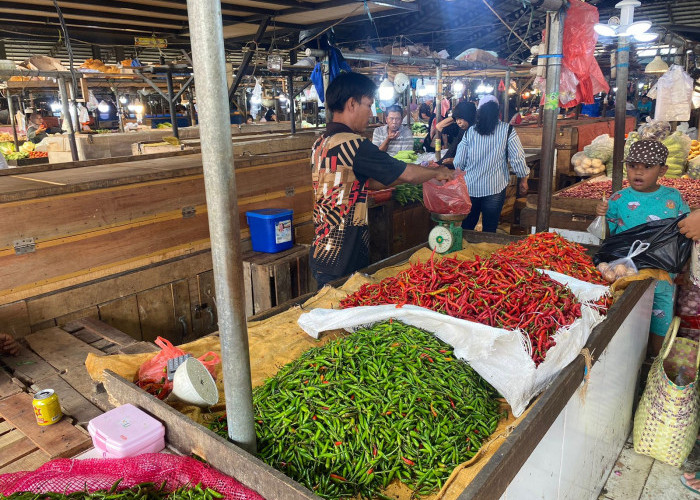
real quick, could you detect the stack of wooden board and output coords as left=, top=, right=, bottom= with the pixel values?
left=0, top=132, right=321, bottom=340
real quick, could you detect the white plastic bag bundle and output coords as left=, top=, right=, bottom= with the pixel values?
left=648, top=65, right=694, bottom=122
left=250, top=78, right=262, bottom=119
left=298, top=272, right=608, bottom=417
left=572, top=151, right=605, bottom=176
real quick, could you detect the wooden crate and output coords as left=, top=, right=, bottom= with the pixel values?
left=242, top=245, right=313, bottom=317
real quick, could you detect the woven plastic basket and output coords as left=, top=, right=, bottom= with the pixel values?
left=633, top=317, right=700, bottom=467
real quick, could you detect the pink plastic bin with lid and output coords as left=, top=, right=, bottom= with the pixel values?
left=87, top=404, right=165, bottom=459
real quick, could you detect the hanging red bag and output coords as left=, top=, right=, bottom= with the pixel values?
left=422, top=176, right=472, bottom=215
left=136, top=337, right=220, bottom=400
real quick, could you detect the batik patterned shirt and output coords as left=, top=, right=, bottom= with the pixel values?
left=311, top=122, right=406, bottom=276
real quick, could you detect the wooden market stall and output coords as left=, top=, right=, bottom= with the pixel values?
left=0, top=233, right=653, bottom=499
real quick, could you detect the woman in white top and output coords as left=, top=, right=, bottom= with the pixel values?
left=453, top=95, right=529, bottom=232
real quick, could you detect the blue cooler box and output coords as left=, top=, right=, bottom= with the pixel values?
left=246, top=209, right=294, bottom=253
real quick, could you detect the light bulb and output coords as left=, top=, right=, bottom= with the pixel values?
left=451, top=80, right=464, bottom=94
left=97, top=100, right=110, bottom=113
left=278, top=94, right=287, bottom=103
left=134, top=105, right=144, bottom=114
left=119, top=96, right=127, bottom=104
left=637, top=82, right=644, bottom=89
left=484, top=84, right=494, bottom=93
left=594, top=24, right=617, bottom=37
left=50, top=102, right=62, bottom=112
left=622, top=20, right=651, bottom=36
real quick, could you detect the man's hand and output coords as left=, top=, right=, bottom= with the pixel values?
left=518, top=178, right=529, bottom=197
left=434, top=167, right=457, bottom=182
left=679, top=210, right=700, bottom=241
left=387, top=129, right=400, bottom=141
left=0, top=333, right=19, bottom=356
left=595, top=200, right=609, bottom=217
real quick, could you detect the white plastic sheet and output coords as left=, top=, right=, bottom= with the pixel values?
left=298, top=272, right=609, bottom=417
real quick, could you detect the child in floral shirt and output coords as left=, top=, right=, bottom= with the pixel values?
left=596, top=140, right=689, bottom=354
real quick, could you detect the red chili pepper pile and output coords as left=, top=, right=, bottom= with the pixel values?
left=340, top=253, right=584, bottom=365
left=555, top=178, right=700, bottom=207
left=493, top=232, right=607, bottom=284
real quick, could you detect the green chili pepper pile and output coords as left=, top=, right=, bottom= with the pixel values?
left=393, top=184, right=423, bottom=206
left=0, top=481, right=224, bottom=499
left=207, top=321, right=504, bottom=499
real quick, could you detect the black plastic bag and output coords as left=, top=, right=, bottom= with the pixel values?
left=592, top=214, right=693, bottom=274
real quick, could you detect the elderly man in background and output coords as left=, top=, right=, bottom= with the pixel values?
left=372, top=104, right=414, bottom=156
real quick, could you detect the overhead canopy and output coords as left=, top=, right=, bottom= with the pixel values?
left=0, top=0, right=697, bottom=69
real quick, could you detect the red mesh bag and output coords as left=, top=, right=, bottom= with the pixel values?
left=0, top=454, right=263, bottom=500
left=423, top=176, right=472, bottom=215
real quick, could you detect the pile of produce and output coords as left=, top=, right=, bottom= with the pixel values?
left=555, top=178, right=700, bottom=207
left=687, top=140, right=700, bottom=161
left=571, top=151, right=606, bottom=176
left=393, top=183, right=423, bottom=205
left=688, top=140, right=700, bottom=179
left=492, top=232, right=607, bottom=284
left=411, top=122, right=427, bottom=135
left=28, top=151, right=48, bottom=158
left=209, top=321, right=504, bottom=499
left=2, top=152, right=28, bottom=161
left=157, top=122, right=173, bottom=129
left=0, top=482, right=224, bottom=499
left=393, top=150, right=418, bottom=163
left=662, top=131, right=691, bottom=178
left=341, top=253, right=589, bottom=365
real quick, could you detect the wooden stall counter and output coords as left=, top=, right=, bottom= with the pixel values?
left=82, top=235, right=654, bottom=500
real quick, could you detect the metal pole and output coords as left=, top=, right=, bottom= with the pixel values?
left=611, top=37, right=630, bottom=193
left=186, top=0, right=256, bottom=453
left=57, top=77, right=79, bottom=162
left=435, top=63, right=442, bottom=161
left=288, top=75, right=296, bottom=134
left=504, top=69, right=511, bottom=122
left=535, top=9, right=565, bottom=233
left=165, top=64, right=180, bottom=139
left=6, top=92, right=19, bottom=152
left=68, top=80, right=79, bottom=133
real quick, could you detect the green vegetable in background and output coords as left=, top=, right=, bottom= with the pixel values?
left=393, top=150, right=418, bottom=163
left=393, top=183, right=423, bottom=206
left=208, top=321, right=504, bottom=499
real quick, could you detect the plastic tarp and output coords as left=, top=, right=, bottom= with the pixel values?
left=298, top=271, right=608, bottom=417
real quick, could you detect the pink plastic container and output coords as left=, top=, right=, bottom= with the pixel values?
left=87, top=404, right=165, bottom=459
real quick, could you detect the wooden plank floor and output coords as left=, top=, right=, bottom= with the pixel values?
left=0, top=318, right=158, bottom=473
left=599, top=432, right=700, bottom=500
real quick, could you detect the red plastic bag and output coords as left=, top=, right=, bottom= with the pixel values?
left=422, top=176, right=472, bottom=215
left=137, top=337, right=221, bottom=399
left=561, top=0, right=609, bottom=106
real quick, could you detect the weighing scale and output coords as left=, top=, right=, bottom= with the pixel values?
left=428, top=213, right=467, bottom=254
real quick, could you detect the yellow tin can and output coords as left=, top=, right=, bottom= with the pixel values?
left=32, top=389, right=62, bottom=426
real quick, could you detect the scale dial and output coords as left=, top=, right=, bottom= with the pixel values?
left=428, top=225, right=453, bottom=253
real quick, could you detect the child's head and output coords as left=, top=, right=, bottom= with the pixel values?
left=624, top=140, right=668, bottom=192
